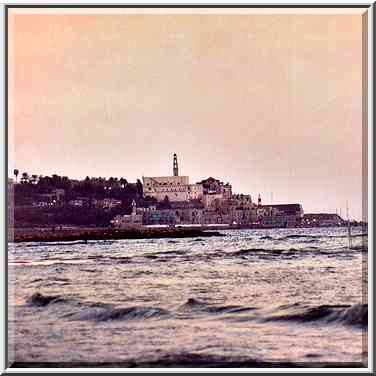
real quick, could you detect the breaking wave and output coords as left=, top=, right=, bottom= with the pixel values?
left=258, top=233, right=367, bottom=242
left=234, top=248, right=302, bottom=256
left=63, top=305, right=170, bottom=322
left=262, top=304, right=367, bottom=328
left=232, top=246, right=365, bottom=259
left=179, top=298, right=256, bottom=315
left=26, top=292, right=367, bottom=331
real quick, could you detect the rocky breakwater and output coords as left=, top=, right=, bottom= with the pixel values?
left=11, top=227, right=224, bottom=243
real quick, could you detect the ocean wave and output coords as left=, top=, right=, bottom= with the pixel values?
left=179, top=298, right=257, bottom=315
left=262, top=304, right=367, bottom=328
left=327, top=233, right=368, bottom=239
left=267, top=233, right=368, bottom=242
left=11, top=353, right=365, bottom=368
left=232, top=246, right=366, bottom=259
left=234, top=248, right=300, bottom=256
left=350, top=245, right=368, bottom=252
left=260, top=235, right=274, bottom=240
left=282, top=234, right=318, bottom=240
left=64, top=305, right=170, bottom=322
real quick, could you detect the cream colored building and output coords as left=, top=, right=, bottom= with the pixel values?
left=143, top=176, right=190, bottom=202
left=202, top=193, right=224, bottom=208
left=143, top=176, right=204, bottom=202
left=142, top=154, right=204, bottom=202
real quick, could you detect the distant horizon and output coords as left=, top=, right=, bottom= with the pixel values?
left=8, top=8, right=366, bottom=221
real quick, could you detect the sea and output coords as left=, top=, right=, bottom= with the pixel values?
left=8, top=226, right=368, bottom=368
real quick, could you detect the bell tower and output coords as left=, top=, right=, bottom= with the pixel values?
left=173, top=153, right=179, bottom=176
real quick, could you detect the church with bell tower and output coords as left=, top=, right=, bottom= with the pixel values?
left=142, top=154, right=203, bottom=202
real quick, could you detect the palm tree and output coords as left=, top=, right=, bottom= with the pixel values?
left=119, top=177, right=128, bottom=188
left=13, top=169, right=19, bottom=183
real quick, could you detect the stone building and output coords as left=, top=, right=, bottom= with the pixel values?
left=232, top=194, right=254, bottom=210
left=143, top=154, right=203, bottom=202
left=258, top=204, right=304, bottom=227
left=139, top=153, right=304, bottom=228
left=143, top=175, right=190, bottom=202
left=197, top=177, right=232, bottom=208
left=302, top=213, right=345, bottom=227
left=142, top=201, right=205, bottom=225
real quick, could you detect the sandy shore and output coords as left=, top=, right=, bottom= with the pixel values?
left=10, top=227, right=224, bottom=243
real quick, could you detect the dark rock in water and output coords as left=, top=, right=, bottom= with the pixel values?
left=27, top=292, right=64, bottom=307
left=185, top=298, right=205, bottom=306
left=178, top=298, right=208, bottom=312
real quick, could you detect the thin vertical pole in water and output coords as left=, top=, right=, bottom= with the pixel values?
left=346, top=201, right=352, bottom=249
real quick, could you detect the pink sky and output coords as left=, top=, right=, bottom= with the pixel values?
left=8, top=8, right=367, bottom=220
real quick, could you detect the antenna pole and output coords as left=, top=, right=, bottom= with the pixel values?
left=346, top=201, right=352, bottom=249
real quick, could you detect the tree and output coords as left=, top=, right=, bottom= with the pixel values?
left=51, top=174, right=62, bottom=188
left=13, top=169, right=19, bottom=183
left=136, top=179, right=143, bottom=197
left=82, top=176, right=93, bottom=196
left=119, top=177, right=128, bottom=188
left=20, top=172, right=29, bottom=184
left=31, top=174, right=38, bottom=185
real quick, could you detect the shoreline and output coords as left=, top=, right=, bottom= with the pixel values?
left=9, top=223, right=366, bottom=243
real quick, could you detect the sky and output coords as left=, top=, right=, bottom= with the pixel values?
left=8, top=8, right=367, bottom=220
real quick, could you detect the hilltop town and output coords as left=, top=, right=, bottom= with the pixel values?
left=9, top=154, right=352, bottom=230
